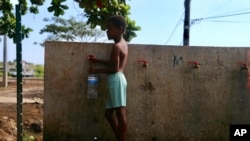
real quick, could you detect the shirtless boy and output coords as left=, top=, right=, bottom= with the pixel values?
left=88, top=15, right=128, bottom=141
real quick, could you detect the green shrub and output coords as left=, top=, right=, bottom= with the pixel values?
left=23, top=134, right=35, bottom=141
left=34, top=65, right=44, bottom=77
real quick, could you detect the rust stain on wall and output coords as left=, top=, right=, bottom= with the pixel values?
left=140, top=81, right=156, bottom=92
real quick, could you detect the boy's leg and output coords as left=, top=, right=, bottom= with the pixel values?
left=105, top=108, right=119, bottom=139
left=116, top=107, right=127, bottom=141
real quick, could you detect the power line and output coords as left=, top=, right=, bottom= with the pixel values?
left=218, top=7, right=250, bottom=15
left=191, top=11, right=250, bottom=24
left=205, top=0, right=232, bottom=15
left=165, top=12, right=184, bottom=45
left=202, top=19, right=250, bottom=24
left=203, top=11, right=250, bottom=19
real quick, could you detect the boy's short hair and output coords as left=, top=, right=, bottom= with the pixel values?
left=108, top=15, right=127, bottom=31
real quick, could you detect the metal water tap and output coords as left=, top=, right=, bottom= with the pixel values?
left=237, top=62, right=249, bottom=70
left=87, top=55, right=96, bottom=67
left=188, top=61, right=200, bottom=69
left=137, top=59, right=148, bottom=69
left=87, top=55, right=95, bottom=60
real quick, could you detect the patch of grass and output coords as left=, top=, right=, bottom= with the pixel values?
left=23, top=134, right=35, bottom=141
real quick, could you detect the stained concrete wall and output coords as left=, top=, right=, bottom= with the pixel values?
left=44, top=41, right=250, bottom=141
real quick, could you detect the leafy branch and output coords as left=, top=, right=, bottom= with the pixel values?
left=0, top=0, right=140, bottom=43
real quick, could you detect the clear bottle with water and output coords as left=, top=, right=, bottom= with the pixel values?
left=87, top=74, right=98, bottom=98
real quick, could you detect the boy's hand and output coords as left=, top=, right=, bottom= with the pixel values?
left=87, top=55, right=96, bottom=62
left=89, top=67, right=97, bottom=74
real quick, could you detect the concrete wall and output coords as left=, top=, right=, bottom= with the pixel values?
left=44, top=41, right=250, bottom=141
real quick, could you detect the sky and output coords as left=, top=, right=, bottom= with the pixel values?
left=1, top=0, right=250, bottom=65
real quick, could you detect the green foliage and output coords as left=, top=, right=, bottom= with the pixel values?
left=0, top=0, right=33, bottom=43
left=40, top=17, right=106, bottom=43
left=48, top=0, right=69, bottom=16
left=23, top=134, right=36, bottom=141
left=0, top=61, right=3, bottom=77
left=30, top=0, right=45, bottom=5
left=34, top=65, right=44, bottom=77
left=0, top=0, right=41, bottom=43
left=0, top=0, right=140, bottom=42
left=76, top=0, right=140, bottom=41
left=30, top=6, right=39, bottom=14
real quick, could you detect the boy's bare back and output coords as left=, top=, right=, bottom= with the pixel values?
left=110, top=38, right=128, bottom=73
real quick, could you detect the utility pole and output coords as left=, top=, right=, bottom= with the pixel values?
left=16, top=2, right=23, bottom=141
left=183, top=0, right=191, bottom=47
left=3, top=35, right=8, bottom=87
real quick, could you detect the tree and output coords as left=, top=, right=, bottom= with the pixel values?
left=75, top=0, right=141, bottom=41
left=34, top=64, right=44, bottom=77
left=0, top=0, right=140, bottom=42
left=0, top=0, right=33, bottom=43
left=0, top=62, right=3, bottom=77
left=39, top=17, right=107, bottom=44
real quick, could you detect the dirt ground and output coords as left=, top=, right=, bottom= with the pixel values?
left=0, top=80, right=43, bottom=141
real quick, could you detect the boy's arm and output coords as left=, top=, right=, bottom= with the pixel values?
left=89, top=45, right=120, bottom=74
left=93, top=58, right=110, bottom=65
left=87, top=55, right=110, bottom=65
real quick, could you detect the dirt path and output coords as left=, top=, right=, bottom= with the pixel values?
left=0, top=97, right=43, bottom=103
left=0, top=86, right=43, bottom=103
left=0, top=82, right=44, bottom=140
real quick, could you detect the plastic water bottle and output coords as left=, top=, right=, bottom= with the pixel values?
left=87, top=74, right=98, bottom=98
